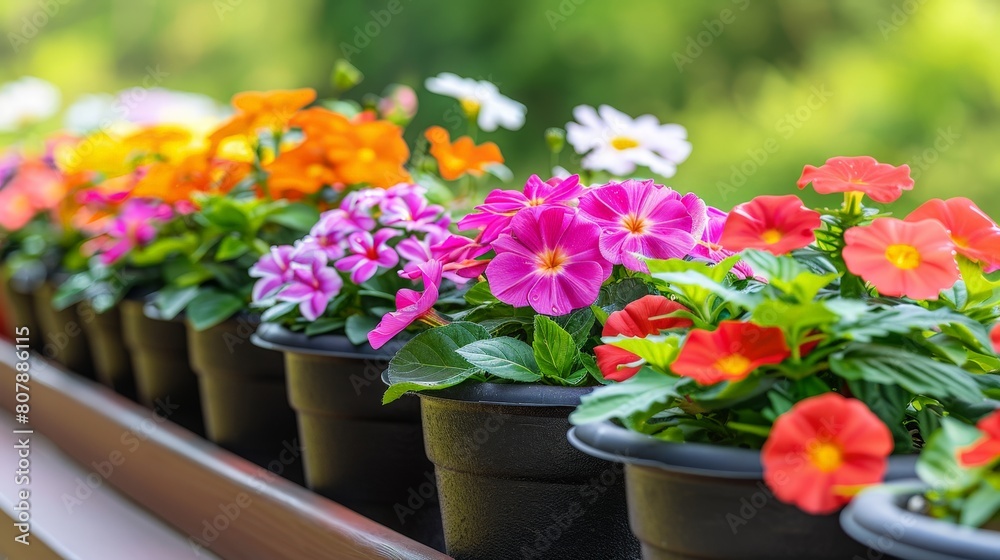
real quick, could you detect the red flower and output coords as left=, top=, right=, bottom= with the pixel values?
left=762, top=393, right=893, bottom=515
left=992, top=323, right=1000, bottom=355
left=594, top=295, right=692, bottom=382
left=959, top=411, right=1000, bottom=468
left=671, top=321, right=790, bottom=385
left=905, top=197, right=1000, bottom=273
left=797, top=156, right=913, bottom=204
left=843, top=218, right=959, bottom=300
left=719, top=195, right=821, bottom=255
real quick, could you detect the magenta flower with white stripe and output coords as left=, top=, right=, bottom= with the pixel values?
left=334, top=228, right=400, bottom=284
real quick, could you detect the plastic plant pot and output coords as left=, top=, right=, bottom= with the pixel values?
left=33, top=280, right=95, bottom=378
left=569, top=421, right=919, bottom=560
left=186, top=315, right=302, bottom=482
left=78, top=300, right=135, bottom=397
left=416, top=382, right=640, bottom=560
left=120, top=297, right=203, bottom=434
left=252, top=323, right=443, bottom=549
left=2, top=275, right=41, bottom=350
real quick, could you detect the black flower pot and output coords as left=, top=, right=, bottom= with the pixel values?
left=569, top=421, right=918, bottom=560
left=841, top=480, right=1000, bottom=560
left=186, top=316, right=302, bottom=481
left=34, top=280, right=95, bottom=377
left=252, top=323, right=442, bottom=548
left=2, top=275, right=41, bottom=350
left=417, top=383, right=640, bottom=560
left=120, top=298, right=203, bottom=434
left=78, top=300, right=136, bottom=397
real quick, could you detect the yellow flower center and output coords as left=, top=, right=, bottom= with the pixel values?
left=885, top=244, right=921, bottom=270
left=951, top=235, right=969, bottom=249
left=808, top=442, right=844, bottom=473
left=536, top=248, right=567, bottom=275
left=621, top=213, right=647, bottom=234
left=714, top=354, right=752, bottom=377
left=611, top=136, right=640, bottom=151
left=357, top=148, right=377, bottom=163
left=460, top=98, right=481, bottom=120
left=761, top=229, right=784, bottom=244
left=306, top=164, right=327, bottom=178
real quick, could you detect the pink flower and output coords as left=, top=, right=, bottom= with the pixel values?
left=691, top=206, right=754, bottom=279
left=250, top=244, right=314, bottom=302
left=398, top=231, right=486, bottom=284
left=379, top=191, right=449, bottom=233
left=486, top=206, right=612, bottom=315
left=334, top=228, right=400, bottom=284
left=308, top=212, right=351, bottom=260
left=458, top=174, right=583, bottom=243
left=99, top=199, right=173, bottom=265
left=578, top=179, right=702, bottom=272
left=368, top=260, right=444, bottom=349
left=276, top=255, right=344, bottom=321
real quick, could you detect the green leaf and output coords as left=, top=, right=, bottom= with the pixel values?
left=606, top=334, right=681, bottom=372
left=265, top=203, right=320, bottom=232
left=345, top=314, right=380, bottom=345
left=130, top=234, right=197, bottom=267
left=457, top=337, right=541, bottom=382
left=961, top=483, right=1000, bottom=527
left=651, top=270, right=758, bottom=309
left=554, top=307, right=596, bottom=348
left=533, top=315, right=578, bottom=379
left=916, top=417, right=983, bottom=488
left=153, top=285, right=200, bottom=320
left=597, top=277, right=655, bottom=314
left=259, top=300, right=298, bottom=322
left=751, top=300, right=837, bottom=341
left=51, top=272, right=94, bottom=311
left=186, top=289, right=246, bottom=331
left=215, top=235, right=250, bottom=261
left=383, top=322, right=490, bottom=403
left=830, top=344, right=984, bottom=403
left=833, top=304, right=990, bottom=347
left=570, top=368, right=681, bottom=425
left=304, top=317, right=346, bottom=336
left=847, top=379, right=915, bottom=452
left=202, top=199, right=250, bottom=230
left=464, top=281, right=497, bottom=306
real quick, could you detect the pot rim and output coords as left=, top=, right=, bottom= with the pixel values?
left=841, top=480, right=1000, bottom=560
left=410, top=378, right=594, bottom=408
left=141, top=301, right=187, bottom=324
left=569, top=420, right=918, bottom=480
left=251, top=321, right=390, bottom=360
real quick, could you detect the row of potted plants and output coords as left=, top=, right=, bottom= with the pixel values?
left=1, top=71, right=998, bottom=559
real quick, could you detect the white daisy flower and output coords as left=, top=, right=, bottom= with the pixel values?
left=0, top=76, right=61, bottom=131
left=566, top=104, right=692, bottom=178
left=425, top=72, right=526, bottom=132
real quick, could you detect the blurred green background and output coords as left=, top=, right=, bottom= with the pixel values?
left=2, top=0, right=999, bottom=215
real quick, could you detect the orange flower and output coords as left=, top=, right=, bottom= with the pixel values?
left=843, top=217, right=959, bottom=300
left=720, top=195, right=821, bottom=255
left=671, top=321, right=790, bottom=385
left=958, top=411, right=1000, bottom=468
left=905, top=197, right=1000, bottom=273
left=323, top=117, right=410, bottom=188
left=425, top=125, right=503, bottom=181
left=265, top=142, right=339, bottom=200
left=762, top=393, right=893, bottom=515
left=594, top=295, right=692, bottom=381
left=209, top=88, right=317, bottom=149
left=132, top=153, right=250, bottom=204
left=797, top=156, right=913, bottom=204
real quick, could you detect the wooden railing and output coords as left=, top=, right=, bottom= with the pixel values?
left=0, top=340, right=452, bottom=560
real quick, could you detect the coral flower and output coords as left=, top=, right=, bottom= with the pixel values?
left=719, top=195, right=821, bottom=255
left=459, top=175, right=583, bottom=244
left=992, top=323, right=1000, bottom=355
left=578, top=179, right=700, bottom=272
left=762, top=393, right=894, bottom=514
left=368, top=260, right=444, bottom=349
left=0, top=189, right=36, bottom=231
left=797, top=156, right=913, bottom=204
left=277, top=256, right=344, bottom=322
left=486, top=206, right=612, bottom=315
left=595, top=295, right=693, bottom=381
left=425, top=125, right=504, bottom=181
left=672, top=321, right=790, bottom=385
left=843, top=218, right=959, bottom=300
left=958, top=411, right=1000, bottom=468
left=334, top=229, right=400, bottom=284
left=905, top=198, right=1000, bottom=273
